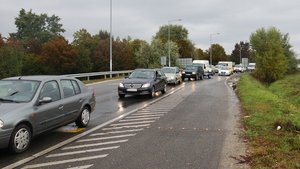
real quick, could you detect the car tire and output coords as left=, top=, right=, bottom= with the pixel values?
left=161, top=84, right=167, bottom=94
left=76, top=106, right=90, bottom=128
left=149, top=87, right=155, bottom=98
left=9, top=124, right=32, bottom=154
left=119, top=94, right=125, bottom=98
left=200, top=74, right=204, bottom=80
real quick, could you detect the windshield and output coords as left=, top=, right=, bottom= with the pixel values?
left=129, top=70, right=155, bottom=79
left=161, top=67, right=176, bottom=74
left=185, top=66, right=197, bottom=71
left=0, top=80, right=40, bottom=103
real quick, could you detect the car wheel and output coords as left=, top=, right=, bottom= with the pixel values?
left=200, top=74, right=204, bottom=80
left=9, top=124, right=32, bottom=154
left=76, top=107, right=90, bottom=128
left=149, top=87, right=155, bottom=98
left=119, top=94, right=125, bottom=98
left=161, top=84, right=167, bottom=94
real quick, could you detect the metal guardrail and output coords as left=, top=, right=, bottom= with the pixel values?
left=64, top=70, right=133, bottom=81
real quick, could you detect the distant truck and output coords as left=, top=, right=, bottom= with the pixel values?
left=247, top=63, right=256, bottom=71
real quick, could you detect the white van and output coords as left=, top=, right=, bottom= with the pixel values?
left=192, top=60, right=212, bottom=78
left=218, top=61, right=234, bottom=73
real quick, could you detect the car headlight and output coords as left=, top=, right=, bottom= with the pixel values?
left=192, top=72, right=196, bottom=74
left=182, top=71, right=185, bottom=74
left=0, top=120, right=3, bottom=128
left=142, top=83, right=150, bottom=88
left=170, top=76, right=175, bottom=80
left=119, top=83, right=124, bottom=88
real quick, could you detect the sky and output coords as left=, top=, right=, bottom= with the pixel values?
left=0, top=0, right=300, bottom=58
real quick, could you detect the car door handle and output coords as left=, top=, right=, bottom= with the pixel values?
left=58, top=105, right=64, bottom=110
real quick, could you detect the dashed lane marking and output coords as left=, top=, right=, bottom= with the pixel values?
left=77, top=134, right=136, bottom=143
left=46, top=146, right=119, bottom=158
left=90, top=129, right=144, bottom=136
left=109, top=121, right=155, bottom=126
left=21, top=154, right=108, bottom=169
left=62, top=140, right=128, bottom=150
left=125, top=114, right=164, bottom=119
left=102, top=124, right=150, bottom=130
left=119, top=117, right=160, bottom=122
left=66, top=164, right=93, bottom=169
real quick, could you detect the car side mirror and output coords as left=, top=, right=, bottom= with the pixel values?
left=38, top=97, right=52, bottom=105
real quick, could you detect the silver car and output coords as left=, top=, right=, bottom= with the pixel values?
left=161, top=67, right=182, bottom=85
left=0, top=76, right=95, bottom=153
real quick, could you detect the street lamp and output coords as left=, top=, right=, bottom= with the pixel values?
left=109, top=0, right=113, bottom=78
left=168, top=19, right=182, bottom=67
left=209, top=33, right=220, bottom=65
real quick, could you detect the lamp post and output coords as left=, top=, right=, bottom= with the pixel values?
left=209, top=33, right=220, bottom=65
left=239, top=41, right=244, bottom=64
left=109, top=0, right=113, bottom=78
left=168, top=19, right=181, bottom=67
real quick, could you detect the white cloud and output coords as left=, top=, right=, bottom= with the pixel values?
left=0, top=0, right=299, bottom=57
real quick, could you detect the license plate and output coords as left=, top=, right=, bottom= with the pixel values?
left=127, top=88, right=137, bottom=92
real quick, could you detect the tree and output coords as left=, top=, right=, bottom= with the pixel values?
left=135, top=42, right=151, bottom=68
left=163, top=41, right=180, bottom=67
left=154, top=24, right=195, bottom=58
left=10, top=9, right=65, bottom=44
left=281, top=33, right=297, bottom=74
left=194, top=48, right=208, bottom=60
left=41, top=37, right=77, bottom=74
left=0, top=46, right=24, bottom=78
left=230, top=41, right=251, bottom=64
left=208, top=44, right=227, bottom=65
left=113, top=39, right=135, bottom=70
left=154, top=24, right=188, bottom=43
left=72, top=29, right=93, bottom=73
left=250, top=27, right=287, bottom=83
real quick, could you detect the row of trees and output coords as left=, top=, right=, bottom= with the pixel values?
left=0, top=9, right=297, bottom=83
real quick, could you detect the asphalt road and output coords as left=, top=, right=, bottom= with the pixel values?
left=1, top=75, right=236, bottom=169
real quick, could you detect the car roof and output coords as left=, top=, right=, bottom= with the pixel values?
left=2, top=75, right=75, bottom=81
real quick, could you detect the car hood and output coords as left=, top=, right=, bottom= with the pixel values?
left=121, top=78, right=153, bottom=84
left=0, top=102, right=28, bottom=117
left=164, top=73, right=176, bottom=78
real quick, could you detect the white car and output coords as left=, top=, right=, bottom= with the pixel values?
left=218, top=67, right=232, bottom=76
left=233, top=65, right=246, bottom=73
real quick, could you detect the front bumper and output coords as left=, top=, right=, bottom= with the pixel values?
left=118, top=87, right=152, bottom=96
left=0, top=128, right=13, bottom=149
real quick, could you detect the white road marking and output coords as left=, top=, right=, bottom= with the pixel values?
left=110, top=121, right=155, bottom=126
left=77, top=134, right=136, bottom=142
left=63, top=140, right=128, bottom=150
left=47, top=146, right=119, bottom=158
left=119, top=117, right=160, bottom=122
left=66, top=164, right=93, bottom=169
left=125, top=115, right=164, bottom=119
left=102, top=124, right=150, bottom=130
left=90, top=129, right=144, bottom=136
left=133, top=112, right=168, bottom=115
left=21, top=154, right=108, bottom=169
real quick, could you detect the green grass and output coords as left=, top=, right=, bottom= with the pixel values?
left=237, top=74, right=300, bottom=169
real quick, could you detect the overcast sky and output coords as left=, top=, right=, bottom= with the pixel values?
left=1, top=0, right=299, bottom=58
